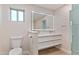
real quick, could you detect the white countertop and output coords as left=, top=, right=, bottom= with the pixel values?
left=38, top=33, right=62, bottom=37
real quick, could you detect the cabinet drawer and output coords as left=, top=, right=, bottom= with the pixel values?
left=38, top=35, right=62, bottom=43
left=53, top=35, right=62, bottom=40
left=38, top=39, right=61, bottom=50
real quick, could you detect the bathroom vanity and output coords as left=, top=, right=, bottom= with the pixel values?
left=29, top=31, right=62, bottom=55
left=38, top=34, right=62, bottom=50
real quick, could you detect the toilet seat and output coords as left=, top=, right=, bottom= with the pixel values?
left=9, top=48, right=22, bottom=55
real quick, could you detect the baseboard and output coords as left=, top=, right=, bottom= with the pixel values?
left=0, top=50, right=31, bottom=55
left=22, top=50, right=31, bottom=55
left=0, top=51, right=9, bottom=55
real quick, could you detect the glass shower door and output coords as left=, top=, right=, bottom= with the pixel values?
left=72, top=4, right=79, bottom=54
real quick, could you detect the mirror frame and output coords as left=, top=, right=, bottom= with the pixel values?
left=31, top=11, right=54, bottom=31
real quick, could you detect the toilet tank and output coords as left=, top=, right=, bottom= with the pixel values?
left=10, top=36, right=23, bottom=48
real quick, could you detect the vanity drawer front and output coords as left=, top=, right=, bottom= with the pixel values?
left=38, top=39, right=62, bottom=50
left=38, top=36, right=54, bottom=43
left=38, top=35, right=62, bottom=43
left=53, top=35, right=62, bottom=40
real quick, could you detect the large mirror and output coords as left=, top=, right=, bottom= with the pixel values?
left=32, top=11, right=54, bottom=31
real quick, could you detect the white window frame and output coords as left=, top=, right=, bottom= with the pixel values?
left=10, top=8, right=25, bottom=22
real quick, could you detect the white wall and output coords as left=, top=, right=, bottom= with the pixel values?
left=0, top=5, right=10, bottom=54
left=0, top=4, right=53, bottom=54
left=54, top=5, right=72, bottom=54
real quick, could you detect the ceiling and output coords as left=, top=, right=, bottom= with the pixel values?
left=35, top=4, right=65, bottom=11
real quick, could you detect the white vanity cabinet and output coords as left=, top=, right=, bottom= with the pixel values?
left=28, top=31, right=62, bottom=55
left=38, top=34, right=62, bottom=50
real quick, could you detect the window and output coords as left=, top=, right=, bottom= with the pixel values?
left=10, top=8, right=24, bottom=22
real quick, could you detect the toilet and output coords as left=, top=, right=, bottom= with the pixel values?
left=9, top=36, right=23, bottom=55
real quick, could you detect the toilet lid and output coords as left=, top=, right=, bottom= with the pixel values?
left=9, top=48, right=22, bottom=55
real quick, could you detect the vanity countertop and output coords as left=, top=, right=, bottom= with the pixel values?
left=38, top=33, right=62, bottom=37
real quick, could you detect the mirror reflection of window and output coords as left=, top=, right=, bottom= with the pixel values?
left=42, top=20, right=47, bottom=29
